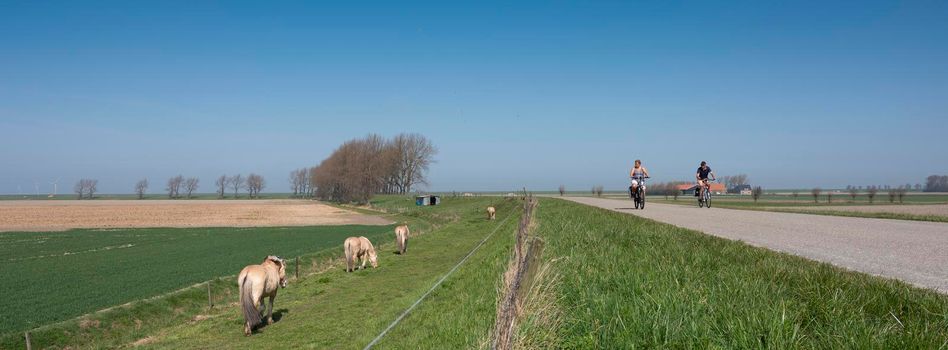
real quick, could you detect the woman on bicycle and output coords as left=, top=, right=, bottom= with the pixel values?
left=630, top=159, right=650, bottom=198
left=695, top=161, right=716, bottom=196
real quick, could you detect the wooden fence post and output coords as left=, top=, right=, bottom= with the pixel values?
left=207, top=281, right=213, bottom=309
left=24, top=331, right=31, bottom=350
left=295, top=257, right=300, bottom=279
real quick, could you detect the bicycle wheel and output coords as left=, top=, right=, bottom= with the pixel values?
left=641, top=193, right=645, bottom=209
left=705, top=192, right=711, bottom=208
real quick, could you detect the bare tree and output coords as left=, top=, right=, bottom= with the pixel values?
left=86, top=179, right=98, bottom=199
left=246, top=173, right=265, bottom=199
left=393, top=133, right=438, bottom=194
left=558, top=185, right=566, bottom=196
left=135, top=178, right=148, bottom=199
left=594, top=185, right=604, bottom=197
left=848, top=186, right=858, bottom=202
left=214, top=175, right=227, bottom=199
left=184, top=177, right=200, bottom=199
left=915, top=183, right=922, bottom=191
left=826, top=191, right=832, bottom=203
left=730, top=174, right=749, bottom=186
left=811, top=188, right=821, bottom=203
left=166, top=175, right=183, bottom=199
left=791, top=190, right=799, bottom=200
left=229, top=174, right=244, bottom=199
left=897, top=186, right=908, bottom=203
left=74, top=180, right=85, bottom=200
left=866, top=186, right=878, bottom=203
left=289, top=168, right=309, bottom=198
left=752, top=186, right=763, bottom=202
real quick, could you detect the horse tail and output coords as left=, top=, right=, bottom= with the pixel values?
left=344, top=239, right=354, bottom=272
left=240, top=275, right=261, bottom=329
left=402, top=233, right=407, bottom=254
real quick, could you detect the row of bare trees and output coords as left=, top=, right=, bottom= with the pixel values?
left=311, top=133, right=437, bottom=204
left=122, top=174, right=267, bottom=200
left=810, top=185, right=909, bottom=204
left=165, top=175, right=201, bottom=199
left=288, top=168, right=312, bottom=198
left=210, top=174, right=264, bottom=199
left=73, top=179, right=99, bottom=199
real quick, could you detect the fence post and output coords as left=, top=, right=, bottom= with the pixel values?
left=24, top=331, right=31, bottom=350
left=207, top=281, right=213, bottom=309
left=295, top=257, right=300, bottom=279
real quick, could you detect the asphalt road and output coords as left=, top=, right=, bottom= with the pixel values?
left=564, top=196, right=948, bottom=293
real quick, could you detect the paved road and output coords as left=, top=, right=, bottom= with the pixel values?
left=564, top=196, right=948, bottom=293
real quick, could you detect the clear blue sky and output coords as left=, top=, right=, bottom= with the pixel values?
left=2, top=1, right=946, bottom=194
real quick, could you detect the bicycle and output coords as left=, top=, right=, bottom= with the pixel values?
left=698, top=179, right=714, bottom=208
left=630, top=176, right=649, bottom=209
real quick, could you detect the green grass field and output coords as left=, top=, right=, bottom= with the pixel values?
left=5, top=195, right=948, bottom=349
left=0, top=224, right=392, bottom=337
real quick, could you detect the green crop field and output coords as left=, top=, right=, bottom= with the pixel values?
left=0, top=224, right=393, bottom=337
left=5, top=196, right=948, bottom=349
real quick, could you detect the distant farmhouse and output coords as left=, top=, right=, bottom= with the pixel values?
left=728, top=184, right=752, bottom=195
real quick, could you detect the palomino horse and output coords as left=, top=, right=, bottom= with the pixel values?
left=394, top=225, right=410, bottom=254
left=487, top=206, right=496, bottom=220
left=238, top=255, right=288, bottom=336
left=344, top=236, right=378, bottom=272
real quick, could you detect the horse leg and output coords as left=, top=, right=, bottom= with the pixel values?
left=266, top=295, right=275, bottom=325
left=360, top=256, right=367, bottom=270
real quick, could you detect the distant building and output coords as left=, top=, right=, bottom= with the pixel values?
left=728, top=184, right=752, bottom=195
left=415, top=195, right=441, bottom=206
left=740, top=188, right=753, bottom=196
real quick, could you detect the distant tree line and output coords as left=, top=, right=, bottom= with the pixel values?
left=310, top=133, right=437, bottom=204
left=925, top=175, right=948, bottom=192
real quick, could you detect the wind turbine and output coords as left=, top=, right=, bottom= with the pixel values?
left=49, top=177, right=61, bottom=198
left=33, top=180, right=39, bottom=198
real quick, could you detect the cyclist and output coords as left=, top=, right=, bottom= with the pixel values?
left=695, top=161, right=715, bottom=197
left=629, top=159, right=650, bottom=199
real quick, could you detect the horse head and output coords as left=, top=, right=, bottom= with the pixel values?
left=266, top=255, right=288, bottom=288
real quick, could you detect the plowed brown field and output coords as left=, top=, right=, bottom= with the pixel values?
left=0, top=199, right=392, bottom=232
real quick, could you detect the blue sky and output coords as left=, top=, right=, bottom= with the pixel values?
left=1, top=1, right=946, bottom=194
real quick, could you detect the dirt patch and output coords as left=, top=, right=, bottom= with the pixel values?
left=0, top=199, right=392, bottom=232
left=776, top=204, right=948, bottom=217
left=131, top=336, right=157, bottom=347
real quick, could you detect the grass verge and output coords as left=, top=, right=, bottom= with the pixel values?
left=532, top=198, right=948, bottom=348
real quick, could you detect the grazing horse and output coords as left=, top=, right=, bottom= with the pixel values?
left=238, top=255, right=288, bottom=336
left=344, top=236, right=378, bottom=272
left=394, top=225, right=410, bottom=254
left=487, top=206, right=496, bottom=220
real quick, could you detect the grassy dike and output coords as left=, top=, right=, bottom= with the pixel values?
left=529, top=198, right=948, bottom=348
left=2, top=196, right=518, bottom=349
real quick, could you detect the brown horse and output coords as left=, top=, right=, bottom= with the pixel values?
left=238, top=255, right=288, bottom=336
left=394, top=225, right=409, bottom=254
left=487, top=206, right=496, bottom=220
left=344, top=236, right=378, bottom=272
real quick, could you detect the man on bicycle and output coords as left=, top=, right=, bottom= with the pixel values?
left=630, top=159, right=650, bottom=199
left=695, top=161, right=715, bottom=196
